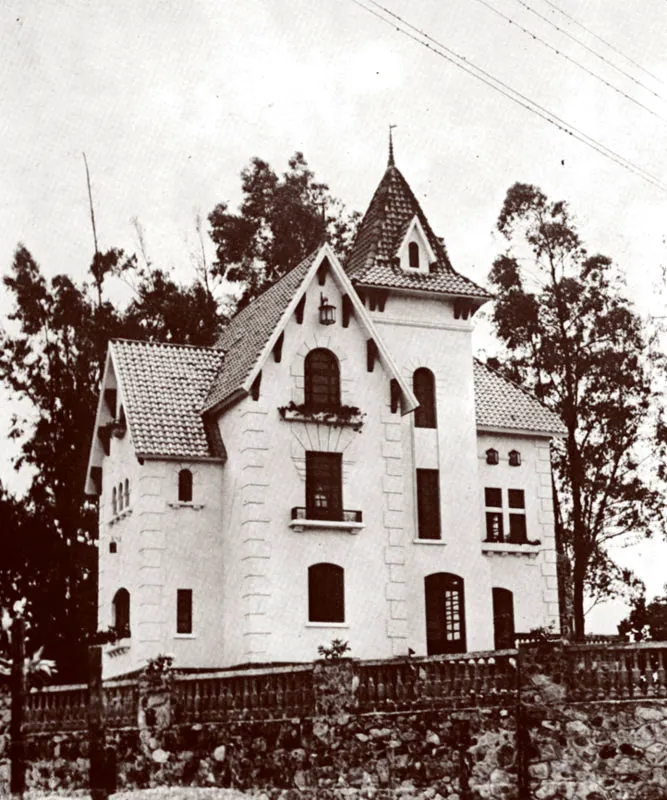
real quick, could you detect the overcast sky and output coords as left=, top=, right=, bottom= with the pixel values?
left=1, top=0, right=666, bottom=631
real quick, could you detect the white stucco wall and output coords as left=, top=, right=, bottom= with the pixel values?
left=97, top=272, right=560, bottom=675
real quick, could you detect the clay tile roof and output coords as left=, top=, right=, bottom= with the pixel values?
left=203, top=250, right=318, bottom=411
left=345, top=164, right=490, bottom=299
left=111, top=339, right=226, bottom=459
left=473, top=360, right=566, bottom=436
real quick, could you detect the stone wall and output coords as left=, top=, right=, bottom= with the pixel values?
left=3, top=647, right=667, bottom=798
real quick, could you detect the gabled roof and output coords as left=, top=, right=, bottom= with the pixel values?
left=345, top=162, right=490, bottom=299
left=111, top=339, right=226, bottom=459
left=203, top=250, right=319, bottom=412
left=203, top=243, right=419, bottom=415
left=473, top=360, right=566, bottom=437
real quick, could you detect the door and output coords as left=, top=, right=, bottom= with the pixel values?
left=424, top=573, right=466, bottom=655
left=492, top=588, right=515, bottom=650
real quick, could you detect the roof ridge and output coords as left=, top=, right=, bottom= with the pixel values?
left=111, top=338, right=218, bottom=352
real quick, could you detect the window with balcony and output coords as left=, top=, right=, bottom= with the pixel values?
left=308, top=563, right=345, bottom=623
left=305, top=348, right=340, bottom=411
left=306, top=452, right=342, bottom=521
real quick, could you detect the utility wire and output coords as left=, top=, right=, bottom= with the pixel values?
left=473, top=0, right=667, bottom=125
left=513, top=0, right=663, bottom=101
left=540, top=0, right=663, bottom=85
left=352, top=0, right=667, bottom=192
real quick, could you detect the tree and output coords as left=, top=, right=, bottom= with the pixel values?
left=618, top=588, right=667, bottom=641
left=0, top=246, right=126, bottom=678
left=208, top=152, right=359, bottom=307
left=488, top=183, right=667, bottom=641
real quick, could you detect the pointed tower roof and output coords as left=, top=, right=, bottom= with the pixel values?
left=345, top=156, right=490, bottom=299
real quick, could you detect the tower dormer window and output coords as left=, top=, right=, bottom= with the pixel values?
left=397, top=216, right=436, bottom=274
left=409, top=242, right=420, bottom=269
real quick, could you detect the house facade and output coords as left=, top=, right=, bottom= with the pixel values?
left=86, top=151, right=565, bottom=678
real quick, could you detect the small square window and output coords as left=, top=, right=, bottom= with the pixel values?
left=485, top=487, right=502, bottom=508
left=109, top=541, right=117, bottom=554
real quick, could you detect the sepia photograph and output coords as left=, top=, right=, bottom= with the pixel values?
left=1, top=1, right=666, bottom=798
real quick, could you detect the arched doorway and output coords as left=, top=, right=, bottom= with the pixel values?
left=424, top=573, right=466, bottom=655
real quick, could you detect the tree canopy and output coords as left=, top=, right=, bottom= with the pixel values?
left=209, top=152, right=359, bottom=307
left=488, top=182, right=667, bottom=640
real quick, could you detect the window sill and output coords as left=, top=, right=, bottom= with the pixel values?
left=289, top=519, right=364, bottom=534
left=110, top=508, right=132, bottom=525
left=173, top=633, right=197, bottom=639
left=482, top=541, right=541, bottom=557
left=168, top=502, right=205, bottom=510
left=412, top=538, right=446, bottom=545
left=305, top=622, right=349, bottom=629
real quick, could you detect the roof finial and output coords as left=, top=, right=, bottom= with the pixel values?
left=388, top=124, right=397, bottom=167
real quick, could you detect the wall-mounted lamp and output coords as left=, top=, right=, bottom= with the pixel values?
left=319, top=293, right=336, bottom=325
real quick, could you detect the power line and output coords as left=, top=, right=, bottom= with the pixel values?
left=540, top=0, right=663, bottom=86
left=513, top=0, right=663, bottom=101
left=351, top=0, right=667, bottom=193
left=472, top=0, right=667, bottom=125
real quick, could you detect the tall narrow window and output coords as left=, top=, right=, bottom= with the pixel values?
left=413, top=368, right=436, bottom=428
left=424, top=573, right=466, bottom=655
left=178, top=469, right=193, bottom=503
left=117, top=482, right=124, bottom=511
left=306, top=452, right=342, bottom=521
left=308, top=563, right=344, bottom=623
left=177, top=589, right=193, bottom=634
left=112, top=588, right=130, bottom=635
left=508, top=489, right=527, bottom=543
left=112, top=486, right=117, bottom=516
left=492, top=588, right=515, bottom=650
left=124, top=478, right=130, bottom=508
left=409, top=242, right=420, bottom=269
left=485, top=488, right=503, bottom=542
left=416, top=469, right=441, bottom=540
left=304, top=349, right=340, bottom=411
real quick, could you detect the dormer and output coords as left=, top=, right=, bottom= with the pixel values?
left=397, top=216, right=436, bottom=275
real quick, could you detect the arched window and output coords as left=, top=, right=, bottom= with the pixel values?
left=178, top=469, right=193, bottom=503
left=413, top=368, right=437, bottom=428
left=409, top=241, right=420, bottom=269
left=492, top=588, right=515, bottom=650
left=304, top=349, right=340, bottom=411
left=424, top=573, right=466, bottom=655
left=308, top=563, right=345, bottom=623
left=112, top=486, right=117, bottom=516
left=112, top=588, right=130, bottom=636
left=117, top=482, right=124, bottom=511
left=124, top=478, right=130, bottom=508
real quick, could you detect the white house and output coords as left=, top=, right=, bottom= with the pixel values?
left=86, top=149, right=565, bottom=678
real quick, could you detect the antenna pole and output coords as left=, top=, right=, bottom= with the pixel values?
left=83, top=152, right=99, bottom=255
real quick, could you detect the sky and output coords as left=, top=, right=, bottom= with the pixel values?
left=1, top=0, right=666, bottom=631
